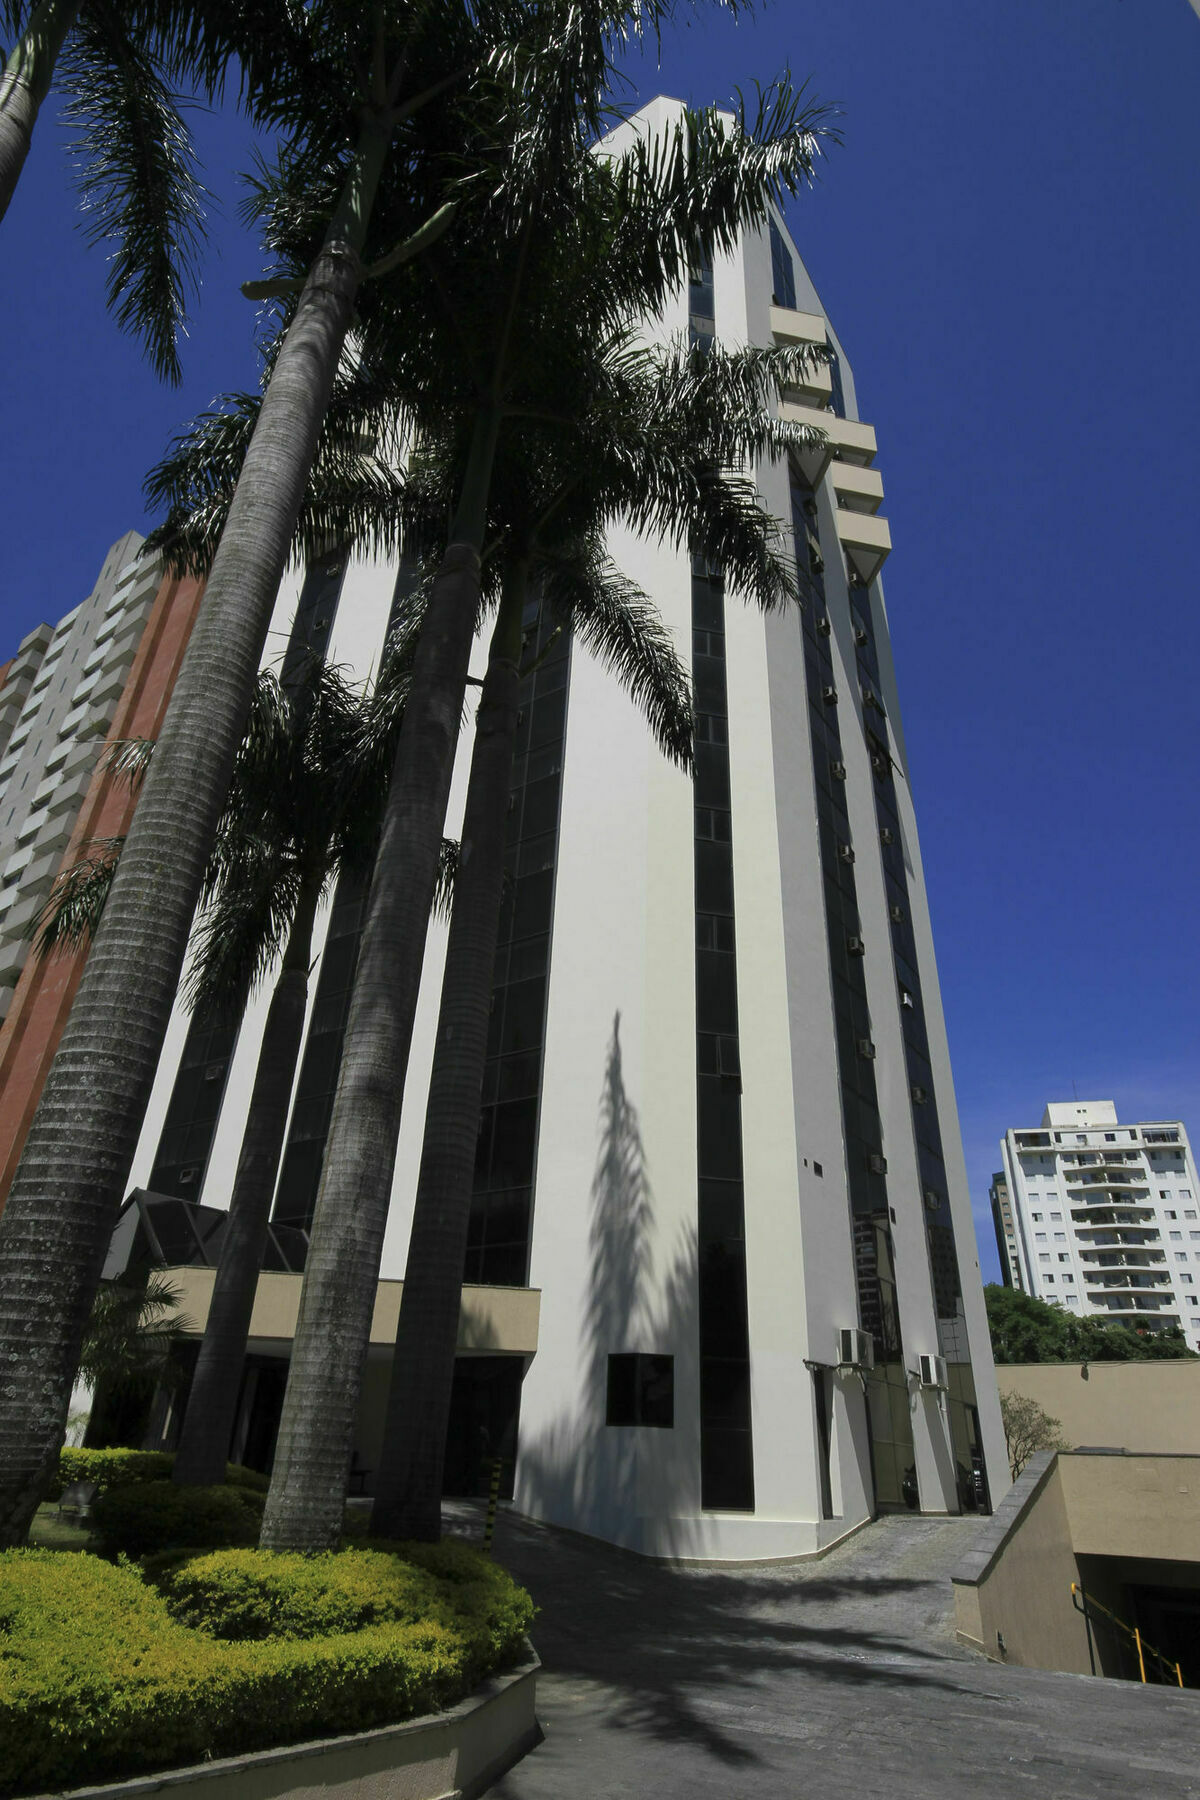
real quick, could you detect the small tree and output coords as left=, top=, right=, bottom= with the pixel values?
left=999, top=1390, right=1069, bottom=1479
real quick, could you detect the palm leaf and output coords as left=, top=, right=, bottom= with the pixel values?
left=28, top=838, right=125, bottom=959
left=542, top=546, right=693, bottom=770
left=59, top=0, right=207, bottom=383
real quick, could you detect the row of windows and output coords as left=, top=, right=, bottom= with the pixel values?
left=464, top=607, right=570, bottom=1285
left=691, top=559, right=755, bottom=1514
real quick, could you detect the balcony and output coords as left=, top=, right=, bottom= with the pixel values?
left=831, top=460, right=884, bottom=516
left=836, top=507, right=891, bottom=581
left=769, top=305, right=833, bottom=407
left=778, top=398, right=877, bottom=484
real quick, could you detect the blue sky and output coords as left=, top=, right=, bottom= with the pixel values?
left=3, top=0, right=1199, bottom=1278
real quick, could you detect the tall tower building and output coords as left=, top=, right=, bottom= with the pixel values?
left=989, top=1168, right=1023, bottom=1288
left=998, top=1100, right=1200, bottom=1352
left=0, top=533, right=163, bottom=1022
left=115, top=97, right=1007, bottom=1557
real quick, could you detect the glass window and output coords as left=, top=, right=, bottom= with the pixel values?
left=1063, top=1274, right=1074, bottom=1283
left=768, top=219, right=797, bottom=309
left=1170, top=1231, right=1183, bottom=1241
left=1038, top=1254, right=1051, bottom=1264
left=606, top=1354, right=674, bottom=1428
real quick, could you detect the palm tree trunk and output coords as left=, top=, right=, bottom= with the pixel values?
left=171, top=874, right=322, bottom=1488
left=370, top=560, right=526, bottom=1542
left=259, top=404, right=502, bottom=1551
left=0, top=0, right=79, bottom=224
left=0, top=120, right=389, bottom=1548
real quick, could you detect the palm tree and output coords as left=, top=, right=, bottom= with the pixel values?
left=0, top=0, right=250, bottom=372
left=369, top=331, right=820, bottom=1541
left=27, top=657, right=450, bottom=1490
left=0, top=0, right=528, bottom=1546
left=260, top=90, right=835, bottom=1550
left=77, top=1270, right=186, bottom=1403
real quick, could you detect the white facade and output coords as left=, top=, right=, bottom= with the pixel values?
left=0, top=532, right=162, bottom=1020
left=999, top=1101, right=1200, bottom=1353
left=125, top=97, right=1007, bottom=1558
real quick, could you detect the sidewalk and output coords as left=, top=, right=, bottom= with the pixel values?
left=458, top=1506, right=1197, bottom=1800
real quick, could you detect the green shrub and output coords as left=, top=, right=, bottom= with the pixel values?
left=0, top=1547, right=534, bottom=1797
left=156, top=1541, right=531, bottom=1651
left=46, top=1447, right=268, bottom=1501
left=92, top=1481, right=264, bottom=1558
left=48, top=1447, right=173, bottom=1499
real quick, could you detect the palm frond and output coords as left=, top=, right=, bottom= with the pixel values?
left=101, top=736, right=155, bottom=787
left=28, top=838, right=125, bottom=959
left=60, top=2, right=207, bottom=383
left=543, top=546, right=693, bottom=770
left=433, top=837, right=458, bottom=922
left=77, top=1271, right=187, bottom=1395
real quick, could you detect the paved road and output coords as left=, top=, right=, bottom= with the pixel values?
left=456, top=1506, right=1198, bottom=1800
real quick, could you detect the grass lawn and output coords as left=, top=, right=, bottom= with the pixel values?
left=28, top=1503, right=97, bottom=1553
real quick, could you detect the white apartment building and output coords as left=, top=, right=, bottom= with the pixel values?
left=109, top=97, right=1008, bottom=1558
left=0, top=532, right=162, bottom=1020
left=998, top=1101, right=1200, bottom=1352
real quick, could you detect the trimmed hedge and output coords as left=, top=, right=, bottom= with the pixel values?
left=46, top=1447, right=268, bottom=1500
left=92, top=1481, right=265, bottom=1558
left=157, top=1542, right=533, bottom=1650
left=0, top=1545, right=534, bottom=1797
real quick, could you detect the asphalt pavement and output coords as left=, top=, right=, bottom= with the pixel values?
left=448, top=1504, right=1198, bottom=1800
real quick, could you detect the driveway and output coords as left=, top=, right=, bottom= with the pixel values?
left=463, top=1507, right=1197, bottom=1800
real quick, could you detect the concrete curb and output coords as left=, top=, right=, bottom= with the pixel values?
left=29, top=1646, right=541, bottom=1800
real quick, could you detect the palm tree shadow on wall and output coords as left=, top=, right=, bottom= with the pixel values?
left=517, top=1013, right=699, bottom=1556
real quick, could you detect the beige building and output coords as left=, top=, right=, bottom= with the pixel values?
left=995, top=1359, right=1200, bottom=1458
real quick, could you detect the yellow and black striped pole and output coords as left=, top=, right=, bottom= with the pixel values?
left=482, top=1457, right=503, bottom=1555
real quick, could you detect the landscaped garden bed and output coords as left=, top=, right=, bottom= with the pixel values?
left=0, top=1534, right=535, bottom=1798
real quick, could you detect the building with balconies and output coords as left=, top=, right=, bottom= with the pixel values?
left=997, top=1101, right=1200, bottom=1351
left=104, top=96, right=1008, bottom=1558
left=0, top=533, right=163, bottom=1027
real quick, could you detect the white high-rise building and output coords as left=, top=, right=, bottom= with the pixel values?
left=0, top=533, right=162, bottom=1021
left=998, top=1101, right=1200, bottom=1353
left=111, top=98, right=1008, bottom=1558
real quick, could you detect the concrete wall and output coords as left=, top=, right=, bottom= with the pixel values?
left=953, top=1453, right=1091, bottom=1674
left=996, top=1360, right=1200, bottom=1455
left=953, top=1449, right=1200, bottom=1677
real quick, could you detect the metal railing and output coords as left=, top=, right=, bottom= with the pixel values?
left=1071, top=1583, right=1183, bottom=1686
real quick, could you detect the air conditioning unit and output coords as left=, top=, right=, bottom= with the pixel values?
left=911, top=1084, right=929, bottom=1106
left=900, top=988, right=916, bottom=1010
left=822, top=684, right=838, bottom=704
left=924, top=1187, right=942, bottom=1212
left=837, top=841, right=855, bottom=863
left=837, top=1327, right=875, bottom=1370
left=846, top=934, right=866, bottom=956
left=879, top=827, right=894, bottom=846
left=817, top=615, right=832, bottom=636
left=830, top=759, right=847, bottom=780
left=890, top=904, right=905, bottom=924
left=918, top=1353, right=948, bottom=1390
left=868, top=1152, right=888, bottom=1175
left=857, top=1037, right=876, bottom=1060
left=853, top=625, right=869, bottom=646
